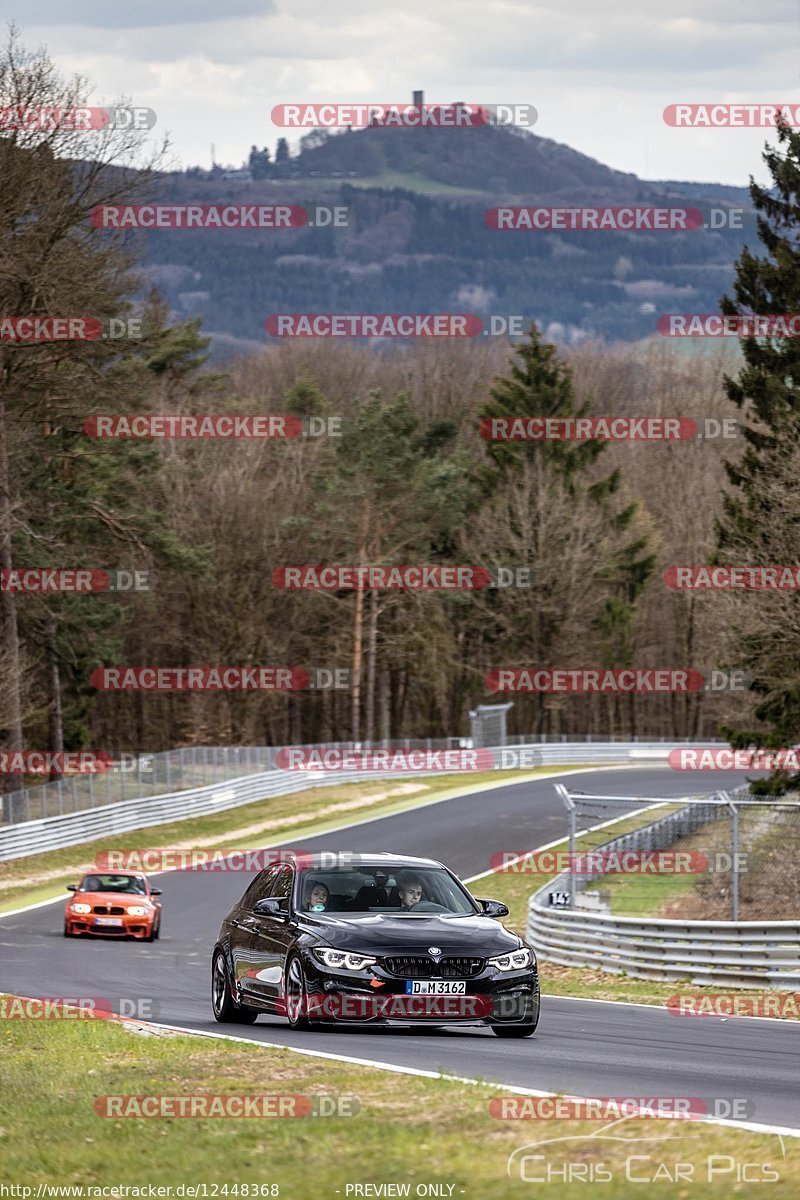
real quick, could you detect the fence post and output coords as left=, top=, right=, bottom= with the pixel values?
left=555, top=784, right=576, bottom=909
left=725, top=793, right=739, bottom=921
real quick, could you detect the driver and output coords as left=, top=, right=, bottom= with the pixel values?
left=305, top=880, right=329, bottom=911
left=396, top=874, right=424, bottom=910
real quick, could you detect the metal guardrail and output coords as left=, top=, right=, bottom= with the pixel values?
left=0, top=740, right=701, bottom=862
left=0, top=735, right=719, bottom=825
left=526, top=903, right=800, bottom=988
left=526, top=785, right=800, bottom=988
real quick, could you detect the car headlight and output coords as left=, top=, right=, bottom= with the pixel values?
left=126, top=905, right=150, bottom=917
left=488, top=948, right=534, bottom=972
left=70, top=902, right=92, bottom=915
left=312, top=947, right=377, bottom=971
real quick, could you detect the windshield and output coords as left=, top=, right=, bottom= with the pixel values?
left=79, top=874, right=147, bottom=894
left=295, top=865, right=478, bottom=916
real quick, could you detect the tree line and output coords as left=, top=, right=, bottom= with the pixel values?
left=1, top=32, right=799, bottom=792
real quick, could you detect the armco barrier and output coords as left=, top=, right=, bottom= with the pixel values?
left=0, top=740, right=696, bottom=862
left=526, top=902, right=800, bottom=988
left=526, top=786, right=800, bottom=989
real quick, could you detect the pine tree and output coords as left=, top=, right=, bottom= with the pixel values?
left=715, top=118, right=800, bottom=790
left=477, top=325, right=655, bottom=735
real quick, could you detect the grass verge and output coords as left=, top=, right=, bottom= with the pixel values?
left=0, top=1015, right=796, bottom=1195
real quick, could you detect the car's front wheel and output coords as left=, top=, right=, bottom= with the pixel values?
left=285, top=955, right=316, bottom=1031
left=211, top=950, right=259, bottom=1024
left=490, top=996, right=540, bottom=1038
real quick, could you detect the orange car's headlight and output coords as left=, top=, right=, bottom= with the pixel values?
left=126, top=905, right=150, bottom=917
left=70, top=903, right=92, bottom=914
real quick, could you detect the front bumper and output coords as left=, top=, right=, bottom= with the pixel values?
left=300, top=953, right=540, bottom=1025
left=65, top=911, right=156, bottom=939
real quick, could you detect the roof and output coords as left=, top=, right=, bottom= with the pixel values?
left=295, top=852, right=443, bottom=870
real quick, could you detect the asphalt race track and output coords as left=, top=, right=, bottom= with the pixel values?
left=2, top=766, right=799, bottom=1131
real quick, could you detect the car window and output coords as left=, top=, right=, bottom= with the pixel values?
left=241, top=867, right=278, bottom=909
left=269, top=866, right=293, bottom=903
left=80, top=874, right=147, bottom=894
left=294, top=866, right=478, bottom=915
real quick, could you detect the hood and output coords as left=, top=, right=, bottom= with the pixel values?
left=296, top=911, right=521, bottom=955
left=69, top=892, right=153, bottom=907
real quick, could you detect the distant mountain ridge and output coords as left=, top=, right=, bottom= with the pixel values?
left=134, top=113, right=754, bottom=353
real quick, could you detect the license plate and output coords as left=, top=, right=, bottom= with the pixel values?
left=94, top=917, right=123, bottom=927
left=405, top=980, right=467, bottom=994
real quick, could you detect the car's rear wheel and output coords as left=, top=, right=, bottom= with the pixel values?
left=212, top=950, right=259, bottom=1024
left=285, top=955, right=315, bottom=1031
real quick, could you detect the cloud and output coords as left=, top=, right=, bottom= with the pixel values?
left=15, top=0, right=274, bottom=29
left=10, top=0, right=799, bottom=182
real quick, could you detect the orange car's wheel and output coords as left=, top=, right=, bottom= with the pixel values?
left=63, top=921, right=74, bottom=938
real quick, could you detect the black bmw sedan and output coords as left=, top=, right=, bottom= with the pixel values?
left=211, top=852, right=539, bottom=1037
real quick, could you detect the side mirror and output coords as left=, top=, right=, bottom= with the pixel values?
left=478, top=898, right=509, bottom=919
left=150, top=887, right=162, bottom=896
left=253, top=897, right=287, bottom=918
left=66, top=884, right=78, bottom=892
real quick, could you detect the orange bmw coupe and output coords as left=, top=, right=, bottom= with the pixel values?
left=64, top=872, right=162, bottom=941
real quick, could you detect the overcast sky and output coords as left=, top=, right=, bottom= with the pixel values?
left=11, top=0, right=800, bottom=184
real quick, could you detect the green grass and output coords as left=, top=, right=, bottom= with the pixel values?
left=584, top=863, right=704, bottom=916
left=0, top=1015, right=797, bottom=1194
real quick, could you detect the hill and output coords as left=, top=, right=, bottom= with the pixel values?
left=134, top=118, right=754, bottom=354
